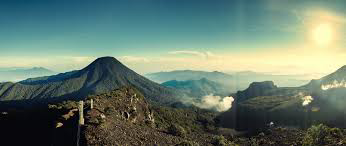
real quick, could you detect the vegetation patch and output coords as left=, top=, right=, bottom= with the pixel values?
left=303, top=124, right=346, bottom=146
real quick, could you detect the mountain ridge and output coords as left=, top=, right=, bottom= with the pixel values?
left=145, top=70, right=233, bottom=83
left=0, top=67, right=55, bottom=82
left=0, top=57, right=183, bottom=105
left=219, top=65, right=346, bottom=130
left=161, top=78, right=231, bottom=97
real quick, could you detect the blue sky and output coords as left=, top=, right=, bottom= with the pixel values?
left=0, top=0, right=345, bottom=75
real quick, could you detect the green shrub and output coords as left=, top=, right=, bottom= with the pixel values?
left=89, top=117, right=100, bottom=125
left=104, top=107, right=114, bottom=115
left=152, top=105, right=217, bottom=134
left=303, top=124, right=345, bottom=146
left=168, top=124, right=187, bottom=138
left=213, top=135, right=227, bottom=146
left=249, top=138, right=259, bottom=146
left=48, top=100, right=79, bottom=110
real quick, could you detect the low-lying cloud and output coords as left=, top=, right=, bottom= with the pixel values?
left=296, top=92, right=314, bottom=106
left=191, top=94, right=234, bottom=112
left=321, top=80, right=346, bottom=90
left=302, top=95, right=313, bottom=106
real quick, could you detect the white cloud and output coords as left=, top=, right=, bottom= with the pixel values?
left=0, top=45, right=344, bottom=78
left=168, top=50, right=217, bottom=59
left=295, top=92, right=314, bottom=106
left=111, top=46, right=345, bottom=76
left=191, top=94, right=234, bottom=112
left=169, top=50, right=205, bottom=57
left=321, top=80, right=346, bottom=90
left=118, top=56, right=150, bottom=63
left=302, top=95, right=313, bottom=106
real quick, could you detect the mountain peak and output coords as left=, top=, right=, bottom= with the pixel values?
left=90, top=56, right=121, bottom=65
left=83, top=56, right=125, bottom=72
left=95, top=56, right=118, bottom=61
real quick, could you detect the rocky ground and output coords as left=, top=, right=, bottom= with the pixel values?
left=81, top=87, right=220, bottom=145
left=49, top=87, right=346, bottom=146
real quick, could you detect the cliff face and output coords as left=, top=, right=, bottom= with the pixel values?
left=236, top=81, right=278, bottom=102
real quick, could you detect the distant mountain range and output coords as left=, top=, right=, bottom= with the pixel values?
left=161, top=78, right=231, bottom=98
left=305, top=65, right=346, bottom=89
left=145, top=70, right=233, bottom=84
left=145, top=70, right=312, bottom=93
left=230, top=71, right=312, bottom=89
left=0, top=67, right=55, bottom=82
left=219, top=65, right=346, bottom=130
left=0, top=57, right=183, bottom=106
left=145, top=70, right=236, bottom=92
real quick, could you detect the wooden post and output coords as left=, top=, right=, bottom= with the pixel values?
left=79, top=101, right=84, bottom=125
left=90, top=99, right=93, bottom=109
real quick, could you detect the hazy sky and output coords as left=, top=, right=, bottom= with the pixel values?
left=0, top=0, right=345, bottom=76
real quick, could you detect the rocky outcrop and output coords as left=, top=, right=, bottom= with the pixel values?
left=84, top=87, right=154, bottom=126
left=82, top=87, right=221, bottom=145
left=236, top=81, right=277, bottom=102
left=83, top=87, right=164, bottom=145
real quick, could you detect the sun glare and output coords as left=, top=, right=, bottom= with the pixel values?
left=312, top=23, right=333, bottom=46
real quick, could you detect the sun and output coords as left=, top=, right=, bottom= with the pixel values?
left=312, top=23, right=333, bottom=46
